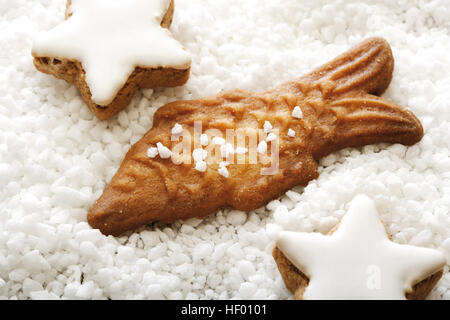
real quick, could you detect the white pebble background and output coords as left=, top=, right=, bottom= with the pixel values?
left=0, top=0, right=449, bottom=299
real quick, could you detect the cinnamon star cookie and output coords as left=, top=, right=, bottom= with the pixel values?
left=273, top=195, right=446, bottom=300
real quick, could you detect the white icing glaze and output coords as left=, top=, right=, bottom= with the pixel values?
left=32, top=0, right=191, bottom=105
left=276, top=195, right=446, bottom=300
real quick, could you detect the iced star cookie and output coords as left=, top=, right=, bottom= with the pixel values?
left=273, top=195, right=446, bottom=300
left=32, top=0, right=191, bottom=120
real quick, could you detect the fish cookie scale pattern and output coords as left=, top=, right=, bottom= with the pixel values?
left=87, top=38, right=424, bottom=236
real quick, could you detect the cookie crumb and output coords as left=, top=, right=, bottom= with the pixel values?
left=171, top=123, right=183, bottom=136
left=264, top=121, right=273, bottom=133
left=218, top=165, right=229, bottom=178
left=292, top=106, right=303, bottom=119
left=266, top=133, right=277, bottom=142
left=200, top=134, right=209, bottom=146
left=147, top=147, right=159, bottom=158
left=193, top=148, right=207, bottom=162
left=219, top=161, right=230, bottom=167
left=258, top=141, right=267, bottom=154
left=156, top=142, right=172, bottom=159
left=195, top=161, right=207, bottom=172
left=288, top=129, right=296, bottom=137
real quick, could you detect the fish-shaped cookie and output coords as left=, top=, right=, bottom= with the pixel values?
left=32, top=0, right=191, bottom=120
left=88, top=38, right=423, bottom=236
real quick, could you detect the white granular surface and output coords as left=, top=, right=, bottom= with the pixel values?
left=1, top=0, right=450, bottom=300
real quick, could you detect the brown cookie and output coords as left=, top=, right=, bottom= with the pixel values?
left=32, top=0, right=191, bottom=120
left=273, top=196, right=445, bottom=300
left=273, top=244, right=444, bottom=300
left=87, top=38, right=424, bottom=236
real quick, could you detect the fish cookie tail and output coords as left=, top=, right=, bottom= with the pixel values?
left=305, top=37, right=394, bottom=97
